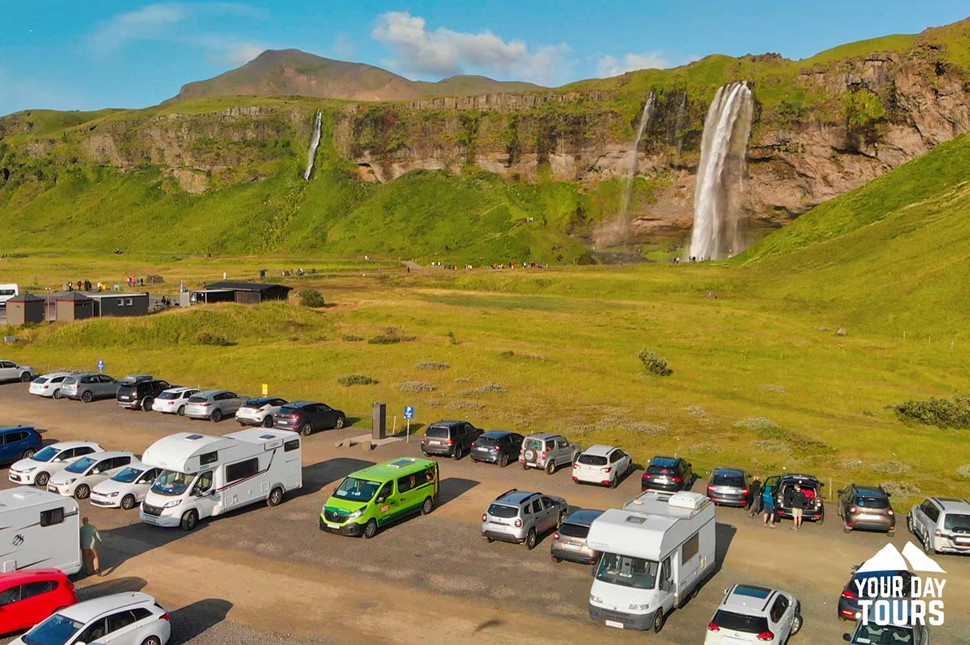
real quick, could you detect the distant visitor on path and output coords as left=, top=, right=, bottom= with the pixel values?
left=80, top=517, right=102, bottom=576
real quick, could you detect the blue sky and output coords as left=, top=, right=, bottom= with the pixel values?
left=0, top=1, right=967, bottom=115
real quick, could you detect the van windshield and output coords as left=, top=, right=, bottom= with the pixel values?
left=595, top=553, right=659, bottom=590
left=944, top=513, right=970, bottom=532
left=151, top=470, right=195, bottom=496
left=31, top=446, right=60, bottom=463
left=65, top=457, right=96, bottom=474
left=334, top=477, right=381, bottom=502
left=112, top=467, right=144, bottom=484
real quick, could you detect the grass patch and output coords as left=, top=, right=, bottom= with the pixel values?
left=342, top=334, right=364, bottom=342
left=338, top=374, right=378, bottom=386
left=397, top=381, right=436, bottom=393
left=415, top=361, right=450, bottom=370
left=368, top=327, right=416, bottom=345
left=196, top=332, right=235, bottom=347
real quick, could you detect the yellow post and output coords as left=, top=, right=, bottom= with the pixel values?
left=261, top=383, right=269, bottom=396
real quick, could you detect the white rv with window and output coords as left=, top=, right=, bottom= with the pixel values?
left=587, top=490, right=716, bottom=633
left=0, top=284, right=18, bottom=307
left=0, top=487, right=81, bottom=574
left=139, top=429, right=302, bottom=530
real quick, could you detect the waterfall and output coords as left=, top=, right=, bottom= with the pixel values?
left=303, top=110, right=322, bottom=181
left=672, top=91, right=688, bottom=157
left=618, top=92, right=657, bottom=231
left=688, top=82, right=754, bottom=261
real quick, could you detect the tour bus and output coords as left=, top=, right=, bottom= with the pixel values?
left=587, top=490, right=716, bottom=633
left=0, top=487, right=81, bottom=574
left=140, top=429, right=302, bottom=531
left=320, top=457, right=439, bottom=538
left=0, top=284, right=17, bottom=307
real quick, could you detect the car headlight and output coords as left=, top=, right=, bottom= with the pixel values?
left=22, top=466, right=37, bottom=473
left=347, top=510, right=363, bottom=520
left=163, top=500, right=182, bottom=508
left=107, top=492, right=120, bottom=497
left=64, top=478, right=76, bottom=485
left=590, top=594, right=603, bottom=603
left=629, top=603, right=650, bottom=611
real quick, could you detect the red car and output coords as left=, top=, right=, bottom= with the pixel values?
left=0, top=569, right=77, bottom=635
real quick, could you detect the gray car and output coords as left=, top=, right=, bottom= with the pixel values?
left=481, top=488, right=569, bottom=549
left=62, top=373, right=119, bottom=402
left=184, top=389, right=248, bottom=422
left=550, top=508, right=604, bottom=565
left=519, top=432, right=582, bottom=475
left=908, top=496, right=970, bottom=555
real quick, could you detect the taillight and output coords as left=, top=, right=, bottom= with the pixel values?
left=482, top=513, right=487, bottom=521
left=707, top=485, right=715, bottom=493
left=514, top=518, right=522, bottom=528
left=541, top=451, right=547, bottom=459
left=603, top=467, right=612, bottom=473
left=448, top=439, right=454, bottom=446
left=757, top=631, right=774, bottom=641
left=840, top=609, right=857, bottom=619
left=553, top=532, right=559, bottom=540
left=160, top=613, right=170, bottom=621
left=643, top=473, right=652, bottom=478
left=888, top=510, right=894, bottom=516
left=841, top=589, right=857, bottom=599
left=850, top=506, right=857, bottom=514
left=671, top=476, right=682, bottom=482
left=471, top=442, right=477, bottom=449
left=707, top=622, right=720, bottom=631
left=742, top=488, right=749, bottom=496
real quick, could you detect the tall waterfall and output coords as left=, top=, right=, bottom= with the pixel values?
left=688, top=82, right=754, bottom=260
left=303, top=110, right=322, bottom=181
left=618, top=92, right=657, bottom=229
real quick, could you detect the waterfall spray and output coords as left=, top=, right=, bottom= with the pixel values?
left=617, top=92, right=657, bottom=238
left=303, top=110, right=322, bottom=181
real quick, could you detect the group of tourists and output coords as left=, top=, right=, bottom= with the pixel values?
left=746, top=476, right=811, bottom=531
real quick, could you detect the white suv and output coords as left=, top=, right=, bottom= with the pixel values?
left=572, top=445, right=633, bottom=487
left=908, top=496, right=970, bottom=555
left=705, top=584, right=802, bottom=644
left=11, top=592, right=171, bottom=645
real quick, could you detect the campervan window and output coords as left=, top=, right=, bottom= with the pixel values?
left=225, top=458, right=258, bottom=484
left=595, top=553, right=660, bottom=590
left=200, top=451, right=218, bottom=465
left=40, top=507, right=65, bottom=527
left=682, top=533, right=699, bottom=564
left=284, top=439, right=300, bottom=452
left=152, top=470, right=195, bottom=496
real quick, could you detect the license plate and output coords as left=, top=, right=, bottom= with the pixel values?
left=326, top=523, right=340, bottom=529
left=142, top=515, right=156, bottom=524
left=564, top=543, right=581, bottom=550
left=605, top=620, right=624, bottom=629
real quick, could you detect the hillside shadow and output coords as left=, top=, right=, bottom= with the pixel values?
left=75, top=576, right=147, bottom=599
left=437, top=477, right=479, bottom=508
left=170, top=598, right=233, bottom=643
left=293, top=457, right=375, bottom=499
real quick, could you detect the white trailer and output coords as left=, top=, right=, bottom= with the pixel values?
left=0, top=487, right=81, bottom=574
left=140, top=429, right=302, bottom=530
left=587, top=490, right=716, bottom=633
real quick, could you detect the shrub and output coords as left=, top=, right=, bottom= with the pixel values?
left=298, top=289, right=325, bottom=308
left=893, top=394, right=970, bottom=429
left=368, top=327, right=416, bottom=344
left=880, top=480, right=921, bottom=499
left=638, top=349, right=672, bottom=376
left=871, top=460, right=910, bottom=475
left=196, top=332, right=235, bottom=346
left=415, top=362, right=450, bottom=370
left=397, top=381, right=436, bottom=393
left=342, top=334, right=364, bottom=342
left=462, top=382, right=507, bottom=396
left=338, top=374, right=377, bottom=386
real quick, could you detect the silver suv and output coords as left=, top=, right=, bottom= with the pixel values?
left=908, top=497, right=970, bottom=555
left=481, top=489, right=569, bottom=549
left=519, top=433, right=581, bottom=475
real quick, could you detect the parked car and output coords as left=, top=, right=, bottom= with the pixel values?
left=184, top=390, right=248, bottom=422
left=642, top=456, right=694, bottom=492
left=519, top=432, right=582, bottom=475
left=8, top=441, right=105, bottom=487
left=420, top=420, right=482, bottom=459
left=706, top=468, right=751, bottom=507
left=61, top=373, right=119, bottom=402
left=47, top=450, right=135, bottom=500
left=91, top=460, right=160, bottom=510
left=705, top=584, right=802, bottom=644
left=0, top=569, right=78, bottom=636
left=0, top=426, right=43, bottom=466
left=10, top=592, right=171, bottom=645
left=480, top=488, right=568, bottom=549
left=572, top=445, right=633, bottom=488
left=838, top=484, right=896, bottom=535
left=273, top=401, right=346, bottom=435
left=470, top=431, right=524, bottom=467
left=0, top=359, right=35, bottom=383
left=236, top=397, right=288, bottom=427
left=151, top=387, right=200, bottom=416
left=842, top=603, right=929, bottom=644
left=116, top=377, right=171, bottom=411
left=28, top=371, right=76, bottom=399
left=550, top=508, right=604, bottom=565
left=838, top=567, right=912, bottom=621
left=771, top=474, right=825, bottom=523
left=908, top=496, right=970, bottom=555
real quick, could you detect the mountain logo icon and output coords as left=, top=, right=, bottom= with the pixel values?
left=11, top=533, right=24, bottom=547
left=856, top=542, right=945, bottom=575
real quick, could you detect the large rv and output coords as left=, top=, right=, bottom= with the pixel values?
left=587, top=490, right=716, bottom=633
left=140, top=429, right=302, bottom=530
left=0, top=284, right=18, bottom=307
left=0, top=487, right=81, bottom=574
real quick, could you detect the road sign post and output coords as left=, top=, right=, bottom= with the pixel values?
left=404, top=405, right=415, bottom=443
left=97, top=359, right=105, bottom=374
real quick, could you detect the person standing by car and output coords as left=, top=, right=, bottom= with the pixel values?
left=789, top=484, right=807, bottom=531
left=762, top=486, right=777, bottom=528
left=80, top=517, right=103, bottom=576
left=748, top=476, right=763, bottom=516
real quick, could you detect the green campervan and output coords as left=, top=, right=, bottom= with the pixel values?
left=320, top=457, right=439, bottom=538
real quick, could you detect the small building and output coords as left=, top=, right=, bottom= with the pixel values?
left=5, top=293, right=46, bottom=326
left=55, top=291, right=95, bottom=322
left=190, top=281, right=292, bottom=305
left=87, top=292, right=150, bottom=318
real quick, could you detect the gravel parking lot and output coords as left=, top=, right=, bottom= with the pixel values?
left=1, top=382, right=968, bottom=644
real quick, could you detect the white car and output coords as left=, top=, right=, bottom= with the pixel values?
left=29, top=371, right=76, bottom=398
left=8, top=440, right=105, bottom=487
left=151, top=386, right=200, bottom=415
left=92, top=460, right=161, bottom=510
left=705, top=584, right=802, bottom=644
left=572, top=445, right=633, bottom=488
left=185, top=389, right=248, bottom=422
left=11, top=592, right=171, bottom=645
left=236, top=396, right=289, bottom=427
left=0, top=359, right=35, bottom=383
left=48, top=450, right=135, bottom=500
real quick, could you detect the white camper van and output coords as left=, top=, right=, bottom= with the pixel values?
left=140, top=429, right=302, bottom=530
left=0, top=487, right=81, bottom=574
left=587, top=490, right=716, bottom=633
left=0, top=284, right=18, bottom=307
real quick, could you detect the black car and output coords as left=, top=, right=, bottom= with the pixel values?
left=273, top=401, right=346, bottom=436
left=641, top=456, right=694, bottom=492
left=421, top=420, right=482, bottom=460
left=838, top=568, right=913, bottom=621
left=706, top=467, right=750, bottom=507
left=470, top=431, right=524, bottom=467
left=116, top=377, right=171, bottom=411
left=771, top=474, right=825, bottom=522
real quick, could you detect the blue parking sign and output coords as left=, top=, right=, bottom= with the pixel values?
left=404, top=405, right=414, bottom=420
left=97, top=359, right=105, bottom=373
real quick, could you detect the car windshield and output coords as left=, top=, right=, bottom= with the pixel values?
left=157, top=391, right=180, bottom=400
left=151, top=470, right=196, bottom=496
left=487, top=503, right=519, bottom=519
left=851, top=622, right=917, bottom=643
left=334, top=477, right=381, bottom=502
left=117, top=384, right=137, bottom=395
left=712, top=610, right=769, bottom=634
left=648, top=464, right=676, bottom=474
left=65, top=457, right=96, bottom=474
left=595, top=553, right=659, bottom=590
left=476, top=436, right=499, bottom=445
left=523, top=438, right=545, bottom=450
left=187, top=395, right=208, bottom=403
left=944, top=513, right=970, bottom=532
left=32, top=446, right=60, bottom=463
left=713, top=474, right=744, bottom=486
left=33, top=376, right=50, bottom=384
left=62, top=377, right=77, bottom=385
left=856, top=496, right=890, bottom=509
left=112, top=467, right=144, bottom=484
left=425, top=426, right=449, bottom=438
left=23, top=614, right=84, bottom=645
left=578, top=454, right=608, bottom=466
left=558, top=522, right=590, bottom=538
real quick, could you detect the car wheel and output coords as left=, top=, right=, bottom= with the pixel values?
left=421, top=496, right=434, bottom=515
left=177, top=405, right=186, bottom=416
left=791, top=613, right=803, bottom=635
left=81, top=390, right=94, bottom=403
left=843, top=525, right=852, bottom=533
left=923, top=534, right=932, bottom=554
left=181, top=510, right=199, bottom=531
left=818, top=512, right=825, bottom=526
left=334, top=415, right=345, bottom=429
left=20, top=372, right=31, bottom=382
left=486, top=537, right=494, bottom=543
left=211, top=409, right=223, bottom=422
left=453, top=445, right=463, bottom=460
left=906, top=515, right=914, bottom=533
left=300, top=423, right=313, bottom=437
left=267, top=487, right=284, bottom=507
left=499, top=454, right=509, bottom=468
left=74, top=484, right=90, bottom=500
left=142, top=397, right=153, bottom=411
left=121, top=495, right=136, bottom=510
left=552, top=556, right=562, bottom=563
left=609, top=475, right=618, bottom=488
left=526, top=528, right=537, bottom=550
left=53, top=388, right=63, bottom=399
left=652, top=609, right=665, bottom=633
left=522, top=462, right=529, bottom=471
left=888, top=529, right=895, bottom=537
left=262, top=415, right=274, bottom=428
left=545, top=460, right=556, bottom=475
left=21, top=449, right=36, bottom=459
left=141, top=637, right=162, bottom=645
left=363, top=519, right=378, bottom=539
left=35, top=471, right=50, bottom=487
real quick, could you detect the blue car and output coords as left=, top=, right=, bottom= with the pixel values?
left=0, top=426, right=43, bottom=466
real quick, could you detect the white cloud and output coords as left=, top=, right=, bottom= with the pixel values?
left=596, top=52, right=673, bottom=78
left=371, top=11, right=568, bottom=85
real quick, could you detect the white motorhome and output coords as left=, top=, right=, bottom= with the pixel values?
left=587, top=490, right=716, bottom=633
left=140, top=429, right=302, bottom=530
left=0, top=284, right=18, bottom=307
left=0, top=487, right=81, bottom=574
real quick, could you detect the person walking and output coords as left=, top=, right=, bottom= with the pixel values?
left=80, top=517, right=102, bottom=576
left=790, top=484, right=807, bottom=531
left=762, top=486, right=777, bottom=528
left=748, top=476, right=763, bottom=517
